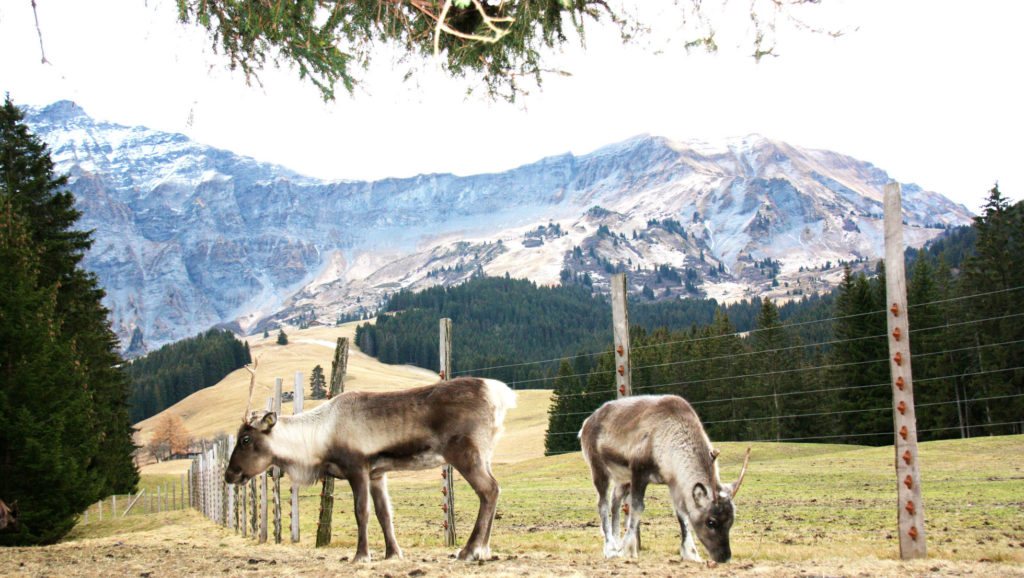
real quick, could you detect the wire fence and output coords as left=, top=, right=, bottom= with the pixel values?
left=170, top=282, right=1022, bottom=559
left=81, top=475, right=190, bottom=523
left=457, top=285, right=1023, bottom=449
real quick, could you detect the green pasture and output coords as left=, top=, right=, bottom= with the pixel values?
left=72, top=435, right=1024, bottom=564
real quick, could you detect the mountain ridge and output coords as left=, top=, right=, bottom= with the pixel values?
left=21, top=100, right=973, bottom=355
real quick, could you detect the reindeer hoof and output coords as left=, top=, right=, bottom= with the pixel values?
left=385, top=549, right=403, bottom=560
left=351, top=552, right=370, bottom=563
left=456, top=546, right=489, bottom=561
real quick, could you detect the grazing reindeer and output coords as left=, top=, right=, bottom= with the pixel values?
left=0, top=499, right=19, bottom=533
left=224, top=362, right=516, bottom=562
left=579, top=395, right=750, bottom=563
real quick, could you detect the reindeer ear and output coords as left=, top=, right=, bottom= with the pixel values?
left=692, top=483, right=711, bottom=508
left=259, top=412, right=277, bottom=432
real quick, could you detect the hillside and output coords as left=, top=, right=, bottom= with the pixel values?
left=133, top=321, right=552, bottom=465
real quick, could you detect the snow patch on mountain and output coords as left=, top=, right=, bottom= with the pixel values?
left=21, top=100, right=974, bottom=355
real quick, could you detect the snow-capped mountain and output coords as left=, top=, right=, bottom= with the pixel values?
left=22, top=101, right=973, bottom=355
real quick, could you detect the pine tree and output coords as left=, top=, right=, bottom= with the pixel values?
left=959, top=185, right=1024, bottom=435
left=751, top=299, right=799, bottom=441
left=277, top=329, right=289, bottom=345
left=830, top=265, right=890, bottom=445
left=0, top=96, right=138, bottom=544
left=907, top=249, right=962, bottom=439
left=544, top=360, right=584, bottom=455
left=309, top=364, right=327, bottom=400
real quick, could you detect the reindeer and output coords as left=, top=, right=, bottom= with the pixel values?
left=0, top=499, right=19, bottom=533
left=579, top=395, right=750, bottom=564
left=224, top=361, right=516, bottom=562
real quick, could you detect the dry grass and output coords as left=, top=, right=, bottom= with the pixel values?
left=4, top=508, right=1021, bottom=577
left=7, top=323, right=1019, bottom=576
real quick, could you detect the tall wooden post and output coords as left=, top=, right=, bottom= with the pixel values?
left=259, top=397, right=271, bottom=544
left=884, top=182, right=927, bottom=559
left=440, top=318, right=457, bottom=547
left=330, top=337, right=349, bottom=395
left=272, top=379, right=283, bottom=543
left=291, top=371, right=304, bottom=543
left=249, top=476, right=258, bottom=537
left=316, top=338, right=349, bottom=547
left=611, top=273, right=632, bottom=398
left=239, top=479, right=248, bottom=537
left=226, top=435, right=235, bottom=529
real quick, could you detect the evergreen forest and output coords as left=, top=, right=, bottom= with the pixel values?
left=125, top=328, right=252, bottom=423
left=356, top=187, right=1023, bottom=455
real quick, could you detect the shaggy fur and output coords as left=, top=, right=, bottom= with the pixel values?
left=579, top=395, right=748, bottom=563
left=225, top=377, right=516, bottom=562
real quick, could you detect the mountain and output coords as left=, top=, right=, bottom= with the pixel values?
left=22, top=100, right=973, bottom=356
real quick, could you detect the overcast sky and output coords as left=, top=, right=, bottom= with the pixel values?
left=1, top=0, right=1020, bottom=214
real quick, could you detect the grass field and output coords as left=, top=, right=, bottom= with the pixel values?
left=6, top=435, right=1018, bottom=577
left=3, top=323, right=1020, bottom=576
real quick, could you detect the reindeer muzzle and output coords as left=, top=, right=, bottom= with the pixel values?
left=224, top=466, right=249, bottom=485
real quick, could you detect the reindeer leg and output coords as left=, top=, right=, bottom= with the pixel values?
left=619, top=473, right=648, bottom=558
left=445, top=437, right=499, bottom=561
left=590, top=465, right=618, bottom=558
left=608, top=482, right=631, bottom=557
left=668, top=480, right=702, bottom=562
left=371, top=474, right=402, bottom=560
left=347, top=471, right=372, bottom=562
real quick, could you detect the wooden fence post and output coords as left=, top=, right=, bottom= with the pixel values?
left=259, top=397, right=271, bottom=543
left=329, top=337, right=349, bottom=395
left=610, top=273, right=637, bottom=547
left=239, top=479, right=248, bottom=537
left=440, top=318, right=457, bottom=547
left=316, top=338, right=349, bottom=547
left=122, top=489, right=145, bottom=517
left=884, top=182, right=927, bottom=559
left=226, top=435, right=236, bottom=529
left=273, top=378, right=283, bottom=543
left=611, top=273, right=632, bottom=398
left=249, top=476, right=258, bottom=537
left=292, top=371, right=304, bottom=543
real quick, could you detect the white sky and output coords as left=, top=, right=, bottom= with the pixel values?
left=1, top=0, right=1021, bottom=214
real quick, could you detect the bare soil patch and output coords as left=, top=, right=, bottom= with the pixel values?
left=2, top=510, right=1021, bottom=577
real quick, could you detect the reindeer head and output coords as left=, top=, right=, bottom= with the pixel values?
left=224, top=410, right=278, bottom=484
left=224, top=357, right=277, bottom=485
left=687, top=448, right=751, bottom=563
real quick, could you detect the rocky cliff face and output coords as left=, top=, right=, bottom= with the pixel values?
left=23, top=101, right=973, bottom=355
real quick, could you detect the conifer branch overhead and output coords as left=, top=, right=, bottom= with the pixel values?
left=173, top=0, right=837, bottom=102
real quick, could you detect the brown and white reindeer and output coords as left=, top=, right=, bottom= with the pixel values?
left=579, top=395, right=750, bottom=564
left=0, top=499, right=19, bottom=533
left=224, top=361, right=516, bottom=562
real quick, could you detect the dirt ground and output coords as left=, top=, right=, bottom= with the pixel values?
left=2, top=511, right=1022, bottom=578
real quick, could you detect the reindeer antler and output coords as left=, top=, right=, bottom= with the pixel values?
left=242, top=356, right=260, bottom=423
left=710, top=448, right=721, bottom=503
left=730, top=447, right=752, bottom=499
